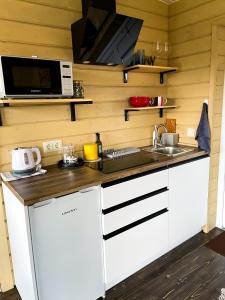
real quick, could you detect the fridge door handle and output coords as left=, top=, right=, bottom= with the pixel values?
left=33, top=199, right=55, bottom=208
left=79, top=186, right=99, bottom=193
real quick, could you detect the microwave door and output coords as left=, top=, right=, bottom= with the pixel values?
left=1, top=57, right=62, bottom=97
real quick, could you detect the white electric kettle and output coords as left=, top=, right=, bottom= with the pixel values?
left=12, top=147, right=41, bottom=175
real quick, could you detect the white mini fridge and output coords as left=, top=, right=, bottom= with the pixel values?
left=28, top=186, right=105, bottom=300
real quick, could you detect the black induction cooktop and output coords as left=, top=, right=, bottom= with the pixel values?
left=87, top=152, right=159, bottom=174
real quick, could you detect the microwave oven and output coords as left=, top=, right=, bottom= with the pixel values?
left=0, top=56, right=73, bottom=98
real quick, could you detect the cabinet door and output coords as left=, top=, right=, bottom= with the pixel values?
left=29, top=187, right=104, bottom=300
left=169, top=157, right=210, bottom=249
left=104, top=211, right=169, bottom=290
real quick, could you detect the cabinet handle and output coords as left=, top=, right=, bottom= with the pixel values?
left=103, top=187, right=168, bottom=215
left=103, top=208, right=168, bottom=240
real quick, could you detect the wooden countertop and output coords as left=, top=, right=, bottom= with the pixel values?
left=2, top=147, right=208, bottom=206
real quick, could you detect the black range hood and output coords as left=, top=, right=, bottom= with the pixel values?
left=71, top=0, right=143, bottom=66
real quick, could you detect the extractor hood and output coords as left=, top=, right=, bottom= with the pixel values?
left=71, top=0, right=143, bottom=66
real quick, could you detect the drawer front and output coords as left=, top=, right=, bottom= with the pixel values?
left=102, top=169, right=168, bottom=209
left=104, top=211, right=169, bottom=289
left=102, top=190, right=168, bottom=235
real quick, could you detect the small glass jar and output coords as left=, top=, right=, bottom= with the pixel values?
left=62, top=144, right=78, bottom=164
left=73, top=80, right=85, bottom=98
left=79, top=80, right=85, bottom=98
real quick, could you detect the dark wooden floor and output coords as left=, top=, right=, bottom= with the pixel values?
left=1, top=228, right=224, bottom=300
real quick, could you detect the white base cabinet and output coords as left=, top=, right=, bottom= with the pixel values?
left=102, top=169, right=169, bottom=289
left=168, top=157, right=210, bottom=249
left=102, top=157, right=210, bottom=290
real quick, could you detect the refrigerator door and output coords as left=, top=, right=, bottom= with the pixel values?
left=28, top=187, right=104, bottom=300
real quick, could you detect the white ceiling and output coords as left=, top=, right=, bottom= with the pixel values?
left=158, top=0, right=180, bottom=4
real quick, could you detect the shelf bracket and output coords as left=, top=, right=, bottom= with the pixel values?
left=160, top=72, right=164, bottom=84
left=125, top=109, right=129, bottom=121
left=70, top=103, right=76, bottom=121
left=159, top=108, right=163, bottom=118
left=124, top=109, right=139, bottom=121
left=70, top=101, right=93, bottom=122
left=123, top=66, right=139, bottom=84
left=123, top=70, right=128, bottom=83
left=160, top=69, right=177, bottom=84
left=125, top=108, right=165, bottom=121
left=0, top=103, right=9, bottom=126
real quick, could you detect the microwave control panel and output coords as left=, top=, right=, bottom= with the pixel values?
left=60, top=61, right=73, bottom=96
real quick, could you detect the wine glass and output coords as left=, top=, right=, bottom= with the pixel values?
left=154, top=41, right=163, bottom=59
left=153, top=41, right=170, bottom=63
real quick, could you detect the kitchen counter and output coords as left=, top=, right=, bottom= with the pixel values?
left=2, top=146, right=208, bottom=206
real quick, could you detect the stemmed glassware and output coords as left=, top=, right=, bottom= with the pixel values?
left=154, top=41, right=170, bottom=61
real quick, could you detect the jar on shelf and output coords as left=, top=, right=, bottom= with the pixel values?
left=73, top=80, right=85, bottom=98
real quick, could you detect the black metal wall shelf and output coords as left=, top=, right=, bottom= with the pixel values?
left=123, top=65, right=178, bottom=84
left=124, top=106, right=177, bottom=121
left=0, top=98, right=93, bottom=126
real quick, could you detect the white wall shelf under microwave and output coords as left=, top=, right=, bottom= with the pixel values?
left=0, top=98, right=93, bottom=126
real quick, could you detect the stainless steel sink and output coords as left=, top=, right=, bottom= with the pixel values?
left=144, top=146, right=193, bottom=157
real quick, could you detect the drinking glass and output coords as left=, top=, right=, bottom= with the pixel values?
left=62, top=144, right=78, bottom=164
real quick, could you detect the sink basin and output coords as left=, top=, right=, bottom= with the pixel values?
left=145, top=146, right=193, bottom=157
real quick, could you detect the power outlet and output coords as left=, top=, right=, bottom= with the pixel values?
left=43, top=140, right=62, bottom=153
left=186, top=128, right=196, bottom=138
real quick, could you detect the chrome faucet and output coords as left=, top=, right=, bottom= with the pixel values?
left=153, top=124, right=168, bottom=148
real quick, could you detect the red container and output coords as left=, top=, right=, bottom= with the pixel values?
left=130, top=96, right=150, bottom=107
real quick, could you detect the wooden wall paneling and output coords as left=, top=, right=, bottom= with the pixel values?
left=214, top=99, right=223, bottom=113
left=0, top=0, right=81, bottom=29
left=212, top=116, right=222, bottom=131
left=211, top=141, right=221, bottom=155
left=169, top=52, right=211, bottom=72
left=0, top=41, right=74, bottom=61
left=117, top=0, right=168, bottom=17
left=167, top=83, right=209, bottom=98
left=85, top=86, right=167, bottom=100
left=18, top=0, right=82, bottom=11
left=169, top=0, right=225, bottom=30
left=0, top=112, right=164, bottom=146
left=172, top=98, right=204, bottom=112
left=210, top=153, right=220, bottom=167
left=166, top=111, right=201, bottom=125
left=169, top=20, right=212, bottom=45
left=22, top=0, right=168, bottom=18
left=0, top=187, right=14, bottom=292
left=167, top=68, right=210, bottom=86
left=168, top=1, right=225, bottom=232
left=170, top=36, right=211, bottom=59
left=117, top=5, right=168, bottom=31
left=138, top=27, right=168, bottom=44
left=73, top=68, right=162, bottom=87
left=0, top=20, right=72, bottom=48
left=169, top=0, right=213, bottom=17
left=217, top=41, right=225, bottom=56
left=216, top=70, right=224, bottom=85
left=207, top=25, right=225, bottom=232
left=217, top=54, right=225, bottom=69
